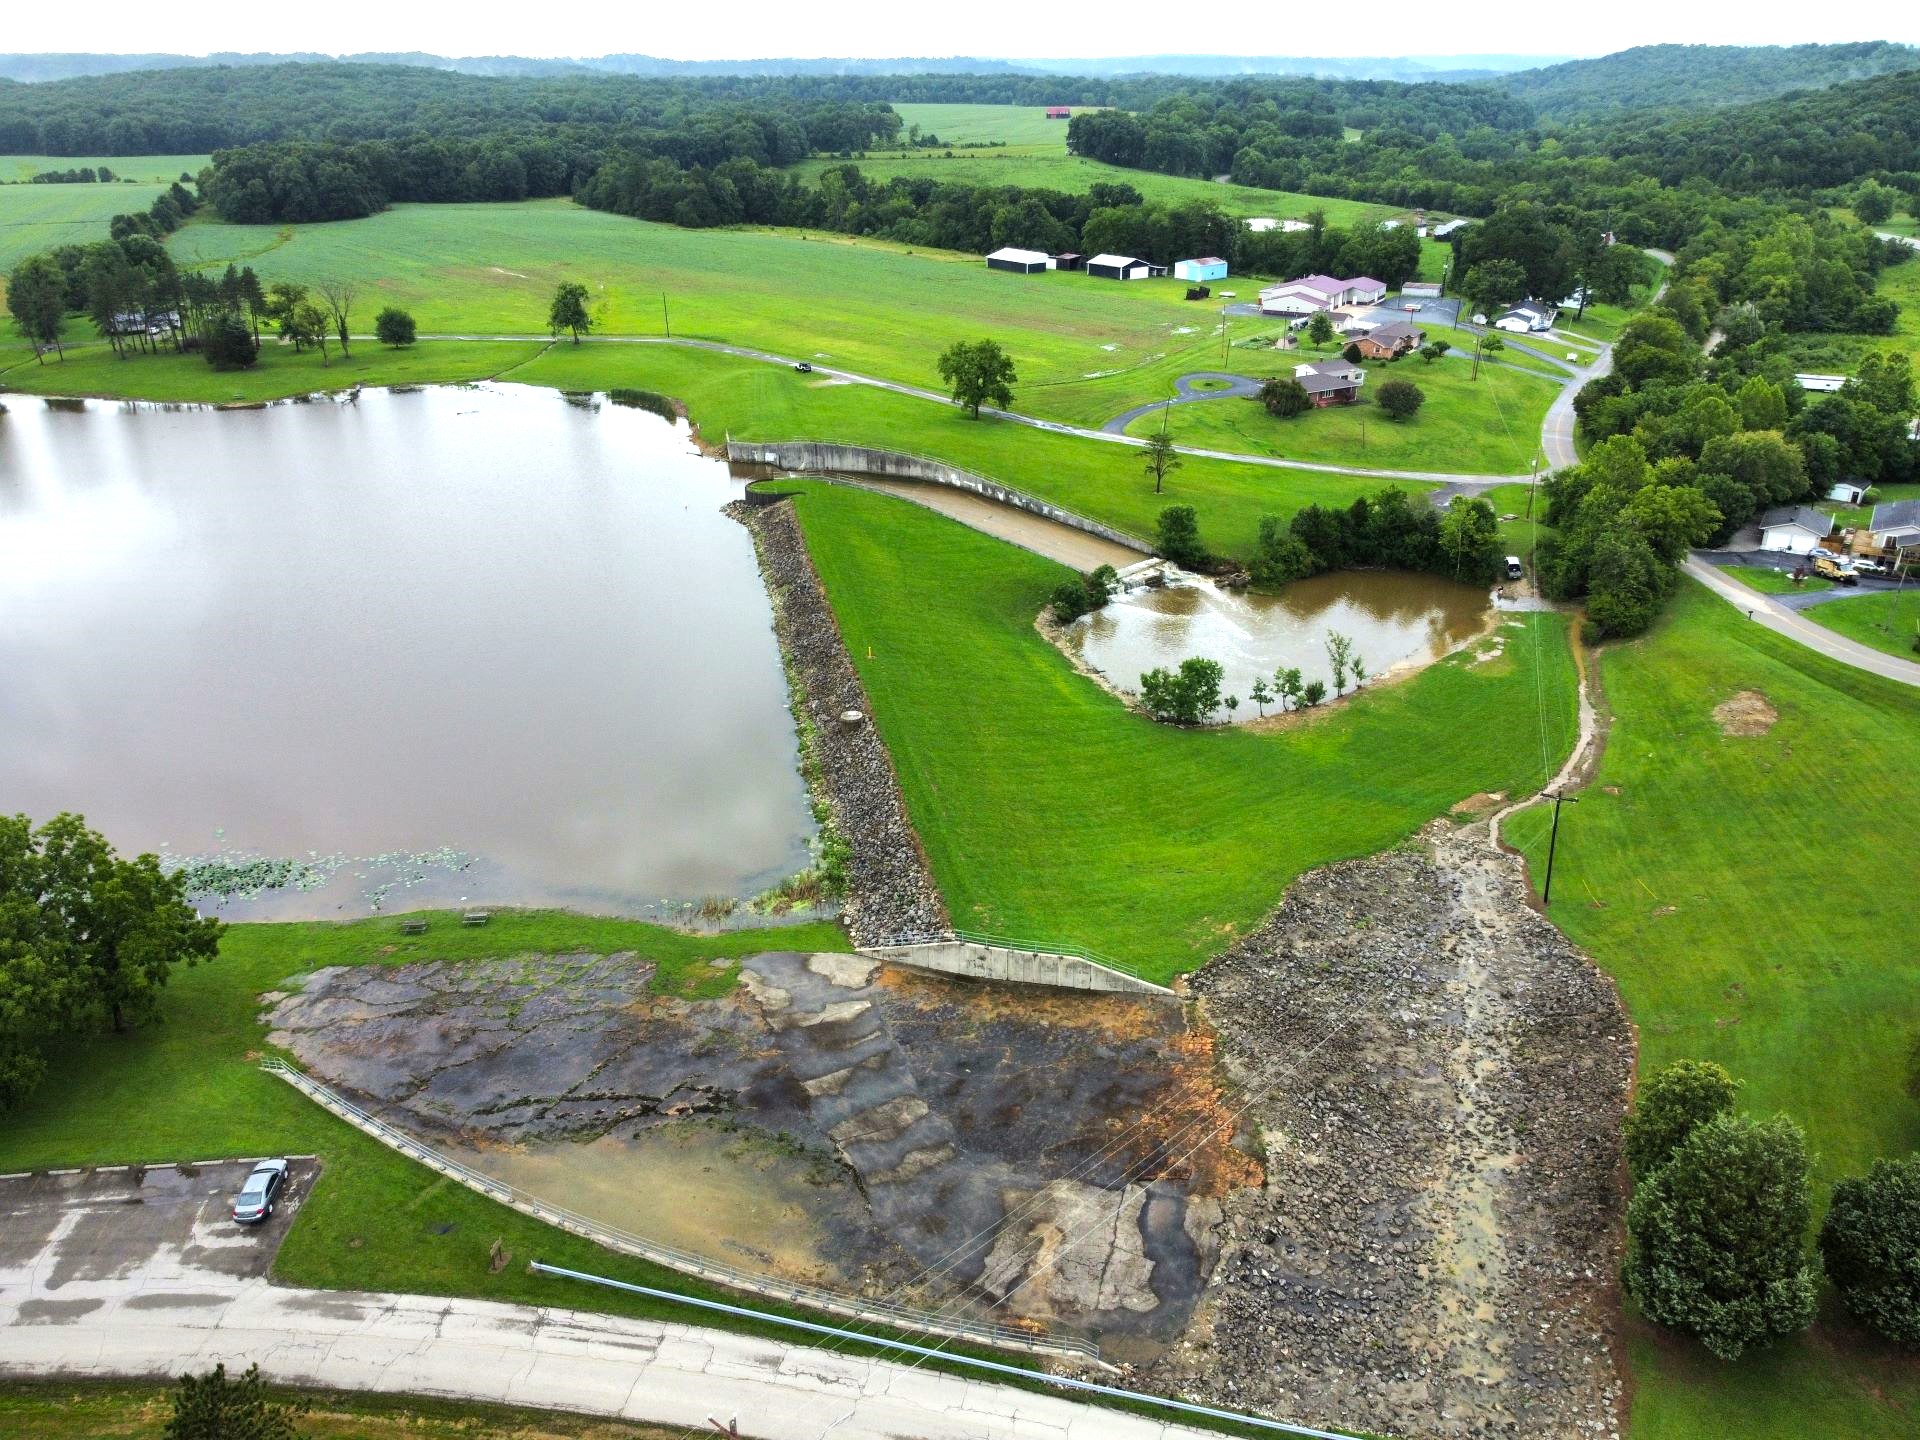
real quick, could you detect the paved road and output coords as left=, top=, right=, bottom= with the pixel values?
left=1878, top=230, right=1920, bottom=251
left=0, top=1164, right=1233, bottom=1440
left=1682, top=556, right=1920, bottom=688
left=1536, top=248, right=1676, bottom=472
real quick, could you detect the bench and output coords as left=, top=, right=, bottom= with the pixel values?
left=461, top=910, right=490, bottom=927
left=399, top=919, right=428, bottom=935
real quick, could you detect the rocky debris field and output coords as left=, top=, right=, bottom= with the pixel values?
left=732, top=498, right=946, bottom=945
left=265, top=950, right=1251, bottom=1344
left=1141, top=819, right=1632, bottom=1440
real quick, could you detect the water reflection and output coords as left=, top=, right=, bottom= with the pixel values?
left=1065, top=570, right=1493, bottom=717
left=0, top=384, right=816, bottom=918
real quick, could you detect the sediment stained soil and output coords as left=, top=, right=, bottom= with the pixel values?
left=265, top=950, right=1249, bottom=1344
left=1143, top=819, right=1632, bottom=1440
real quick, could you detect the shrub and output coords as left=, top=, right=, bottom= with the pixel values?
left=374, top=306, right=416, bottom=347
left=1625, top=1059, right=1740, bottom=1180
left=1250, top=514, right=1317, bottom=586
left=1300, top=679, right=1328, bottom=706
left=1051, top=580, right=1094, bottom=623
left=1260, top=376, right=1312, bottom=418
left=167, top=1361, right=308, bottom=1439
left=1341, top=341, right=1366, bottom=365
left=1139, top=657, right=1225, bottom=725
left=1155, top=504, right=1207, bottom=568
left=1624, top=1112, right=1818, bottom=1360
left=1820, top=1154, right=1920, bottom=1346
left=1376, top=379, right=1425, bottom=421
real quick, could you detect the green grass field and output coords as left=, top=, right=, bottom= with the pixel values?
left=1505, top=581, right=1920, bottom=1439
left=0, top=1382, right=688, bottom=1440
left=0, top=153, right=207, bottom=183
left=1781, top=254, right=1920, bottom=374
left=1477, top=480, right=1558, bottom=560
left=1722, top=565, right=1835, bottom=596
left=0, top=176, right=179, bottom=272
left=787, top=480, right=1578, bottom=975
left=792, top=148, right=1396, bottom=227
left=1129, top=353, right=1556, bottom=474
left=888, top=102, right=1093, bottom=146
left=1803, top=589, right=1920, bottom=658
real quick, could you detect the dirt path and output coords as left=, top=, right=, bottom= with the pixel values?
left=1145, top=819, right=1631, bottom=1440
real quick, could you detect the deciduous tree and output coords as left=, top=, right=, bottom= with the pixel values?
left=1260, top=376, right=1311, bottom=417
left=1142, top=427, right=1182, bottom=493
left=374, top=307, right=417, bottom=347
left=1820, top=1154, right=1920, bottom=1347
left=935, top=337, right=1017, bottom=420
left=548, top=280, right=592, bottom=343
left=1155, top=504, right=1206, bottom=568
left=6, top=253, right=67, bottom=361
left=1375, top=379, right=1425, bottom=421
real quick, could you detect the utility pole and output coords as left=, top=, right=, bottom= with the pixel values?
left=1541, top=791, right=1579, bottom=905
left=1526, top=452, right=1541, bottom=521
left=1221, top=305, right=1229, bottom=365
left=662, top=292, right=671, bottom=338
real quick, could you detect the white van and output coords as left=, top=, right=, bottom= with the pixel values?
left=1505, top=556, right=1524, bottom=580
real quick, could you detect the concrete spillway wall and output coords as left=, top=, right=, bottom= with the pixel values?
left=864, top=940, right=1177, bottom=999
left=728, top=439, right=1153, bottom=557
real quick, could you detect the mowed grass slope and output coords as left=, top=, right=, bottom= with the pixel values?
left=888, top=102, right=1092, bottom=145
left=1506, top=582, right=1920, bottom=1439
left=0, top=153, right=207, bottom=183
left=1804, top=589, right=1920, bottom=658
left=1132, top=353, right=1557, bottom=474
left=163, top=200, right=1227, bottom=393
left=788, top=480, right=1578, bottom=976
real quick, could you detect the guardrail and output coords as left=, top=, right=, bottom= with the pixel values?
left=257, top=1059, right=1098, bottom=1363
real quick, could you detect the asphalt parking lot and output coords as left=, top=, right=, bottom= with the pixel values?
left=0, top=1158, right=317, bottom=1301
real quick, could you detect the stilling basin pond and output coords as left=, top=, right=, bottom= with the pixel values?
left=1064, top=569, right=1494, bottom=715
left=0, top=384, right=815, bottom=918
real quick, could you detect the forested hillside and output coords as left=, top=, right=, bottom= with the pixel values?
left=1500, top=41, right=1920, bottom=121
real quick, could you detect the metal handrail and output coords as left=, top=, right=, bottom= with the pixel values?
left=257, top=1059, right=1099, bottom=1361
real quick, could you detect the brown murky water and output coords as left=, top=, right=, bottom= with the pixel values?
left=1064, top=569, right=1492, bottom=714
left=0, top=385, right=814, bottom=917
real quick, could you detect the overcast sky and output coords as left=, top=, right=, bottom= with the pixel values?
left=5, top=6, right=1918, bottom=61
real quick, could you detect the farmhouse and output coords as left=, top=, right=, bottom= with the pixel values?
left=1174, top=257, right=1229, bottom=283
left=1087, top=253, right=1163, bottom=280
left=1757, top=504, right=1836, bottom=555
left=1355, top=321, right=1426, bottom=360
left=1293, top=359, right=1365, bottom=406
left=986, top=246, right=1054, bottom=274
left=1257, top=273, right=1389, bottom=316
left=1494, top=301, right=1558, bottom=333
left=1401, top=280, right=1443, bottom=300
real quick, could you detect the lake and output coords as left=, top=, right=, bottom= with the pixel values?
left=1064, top=568, right=1494, bottom=716
left=0, top=383, right=816, bottom=919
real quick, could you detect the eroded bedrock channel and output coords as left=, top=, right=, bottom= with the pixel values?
left=265, top=950, right=1255, bottom=1348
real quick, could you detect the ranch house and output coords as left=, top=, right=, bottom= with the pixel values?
left=1294, top=359, right=1365, bottom=407
left=1355, top=321, right=1426, bottom=360
left=1494, top=301, right=1557, bottom=333
left=1257, top=274, right=1388, bottom=316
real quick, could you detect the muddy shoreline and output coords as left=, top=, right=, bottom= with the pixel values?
left=728, top=496, right=947, bottom=946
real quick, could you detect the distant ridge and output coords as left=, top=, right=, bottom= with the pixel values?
left=1500, top=40, right=1920, bottom=120
left=0, top=50, right=1567, bottom=84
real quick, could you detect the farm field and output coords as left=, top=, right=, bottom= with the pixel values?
left=1803, top=589, right=1920, bottom=657
left=161, top=200, right=1263, bottom=397
left=1127, top=353, right=1557, bottom=474
left=1505, top=582, right=1920, bottom=1439
left=888, top=102, right=1094, bottom=145
left=0, top=175, right=177, bottom=271
left=788, top=479, right=1578, bottom=974
left=793, top=148, right=1397, bottom=227
left=0, top=153, right=206, bottom=183
left=1476, top=480, right=1558, bottom=559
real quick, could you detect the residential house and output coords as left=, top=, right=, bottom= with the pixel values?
left=1293, top=359, right=1365, bottom=406
left=1494, top=300, right=1558, bottom=333
left=1355, top=320, right=1426, bottom=360
left=1087, top=254, right=1162, bottom=280
left=1863, top=498, right=1920, bottom=564
left=985, top=246, right=1054, bottom=274
left=1174, top=257, right=1229, bottom=283
left=1757, top=505, right=1836, bottom=555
